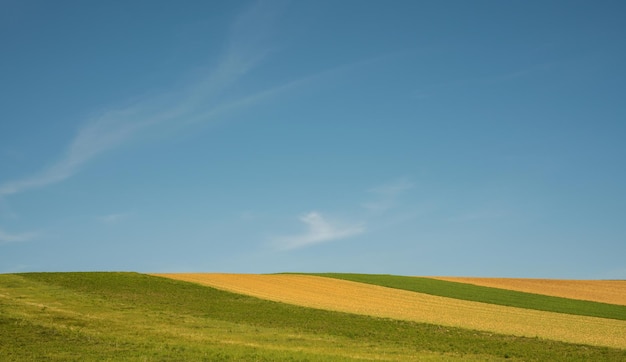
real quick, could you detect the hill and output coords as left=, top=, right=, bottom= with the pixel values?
left=1, top=272, right=625, bottom=361
left=157, top=273, right=626, bottom=348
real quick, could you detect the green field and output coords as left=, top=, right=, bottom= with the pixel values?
left=1, top=272, right=625, bottom=361
left=303, top=273, right=626, bottom=320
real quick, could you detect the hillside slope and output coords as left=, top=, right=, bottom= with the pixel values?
left=305, top=273, right=626, bottom=320
left=1, top=272, right=625, bottom=361
left=157, top=273, right=626, bottom=349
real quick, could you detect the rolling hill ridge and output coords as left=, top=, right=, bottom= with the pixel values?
left=1, top=272, right=625, bottom=361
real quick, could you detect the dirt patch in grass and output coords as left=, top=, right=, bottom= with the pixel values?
left=155, top=273, right=626, bottom=349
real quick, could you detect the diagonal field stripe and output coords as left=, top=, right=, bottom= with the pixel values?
left=431, top=277, right=626, bottom=306
left=155, top=273, right=626, bottom=349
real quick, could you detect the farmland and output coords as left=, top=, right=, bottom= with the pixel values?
left=1, top=272, right=625, bottom=361
left=158, top=273, right=626, bottom=348
left=303, top=273, right=626, bottom=320
left=431, top=276, right=626, bottom=305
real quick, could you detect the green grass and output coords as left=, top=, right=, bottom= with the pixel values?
left=302, top=273, right=626, bottom=321
left=0, top=272, right=623, bottom=361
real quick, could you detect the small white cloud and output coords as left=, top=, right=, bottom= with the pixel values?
left=0, top=227, right=38, bottom=244
left=274, top=211, right=364, bottom=250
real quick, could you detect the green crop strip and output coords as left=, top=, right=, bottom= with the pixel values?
left=1, top=272, right=624, bottom=361
left=301, top=273, right=626, bottom=321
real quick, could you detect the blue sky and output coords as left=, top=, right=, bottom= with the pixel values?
left=1, top=0, right=625, bottom=278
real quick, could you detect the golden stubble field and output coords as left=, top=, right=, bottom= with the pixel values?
left=155, top=273, right=626, bottom=349
left=431, top=277, right=626, bottom=305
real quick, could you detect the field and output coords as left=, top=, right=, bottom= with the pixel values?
left=432, top=276, right=626, bottom=305
left=303, top=273, right=626, bottom=320
left=1, top=272, right=625, bottom=361
left=157, top=273, right=626, bottom=348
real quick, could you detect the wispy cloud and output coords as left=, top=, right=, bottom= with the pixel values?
left=413, top=61, right=555, bottom=100
left=448, top=209, right=506, bottom=223
left=273, top=212, right=364, bottom=250
left=0, top=198, right=18, bottom=220
left=0, top=227, right=38, bottom=244
left=0, top=107, right=148, bottom=196
left=485, top=62, right=555, bottom=84
left=369, top=178, right=413, bottom=195
left=97, top=212, right=131, bottom=225
left=0, top=0, right=284, bottom=198
left=0, top=0, right=387, bottom=199
left=362, top=178, right=413, bottom=212
left=270, top=179, right=413, bottom=250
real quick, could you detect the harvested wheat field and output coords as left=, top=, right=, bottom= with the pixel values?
left=432, top=277, right=626, bottom=305
left=155, top=273, right=626, bottom=349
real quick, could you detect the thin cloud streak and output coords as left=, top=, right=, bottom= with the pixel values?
left=183, top=51, right=395, bottom=127
left=362, top=178, right=413, bottom=213
left=0, top=198, right=18, bottom=219
left=0, top=0, right=283, bottom=197
left=0, top=0, right=383, bottom=198
left=0, top=228, right=38, bottom=244
left=0, top=107, right=148, bottom=196
left=97, top=212, right=131, bottom=224
left=274, top=212, right=364, bottom=250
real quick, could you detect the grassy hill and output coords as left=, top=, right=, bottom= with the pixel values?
left=1, top=272, right=625, bottom=361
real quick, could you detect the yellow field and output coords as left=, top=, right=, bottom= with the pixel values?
left=432, top=277, right=626, bottom=305
left=155, top=273, right=626, bottom=349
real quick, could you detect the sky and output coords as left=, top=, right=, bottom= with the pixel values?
left=1, top=0, right=625, bottom=278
